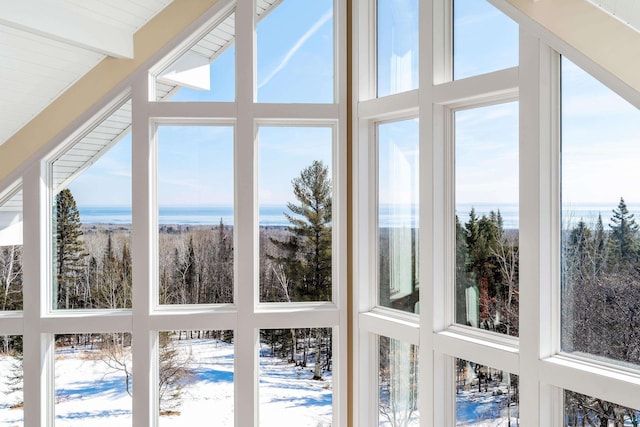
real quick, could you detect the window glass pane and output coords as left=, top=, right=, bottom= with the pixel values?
left=455, top=358, right=519, bottom=425
left=157, top=126, right=234, bottom=305
left=54, top=333, right=132, bottom=425
left=378, top=119, right=419, bottom=313
left=158, top=331, right=234, bottom=426
left=0, top=189, right=22, bottom=311
left=379, top=336, right=419, bottom=426
left=259, top=328, right=332, bottom=426
left=453, top=0, right=518, bottom=80
left=258, top=126, right=333, bottom=303
left=52, top=101, right=132, bottom=310
left=0, top=335, right=23, bottom=426
left=561, top=57, right=640, bottom=368
left=377, top=0, right=419, bottom=97
left=156, top=12, right=235, bottom=102
left=455, top=102, right=519, bottom=336
left=256, top=0, right=334, bottom=103
left=565, top=390, right=639, bottom=426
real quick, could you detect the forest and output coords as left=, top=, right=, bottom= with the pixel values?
left=454, top=198, right=640, bottom=425
left=0, top=160, right=334, bottom=416
left=2, top=164, right=640, bottom=423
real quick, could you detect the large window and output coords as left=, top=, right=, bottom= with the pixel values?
left=0, top=187, right=22, bottom=312
left=157, top=125, right=235, bottom=305
left=455, top=102, right=519, bottom=336
left=452, top=0, right=518, bottom=80
left=3, top=1, right=346, bottom=425
left=561, top=57, right=640, bottom=369
left=376, top=0, right=419, bottom=97
left=356, top=0, right=640, bottom=425
left=377, top=119, right=419, bottom=313
left=50, top=100, right=132, bottom=311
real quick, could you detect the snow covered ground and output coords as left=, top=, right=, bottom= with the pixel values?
left=1, top=338, right=532, bottom=427
left=456, top=386, right=519, bottom=427
left=0, top=338, right=332, bottom=427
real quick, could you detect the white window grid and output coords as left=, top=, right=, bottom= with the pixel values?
left=1, top=0, right=348, bottom=426
left=353, top=0, right=640, bottom=426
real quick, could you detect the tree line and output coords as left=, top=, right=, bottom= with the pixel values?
left=456, top=208, right=519, bottom=337
left=562, top=198, right=640, bottom=425
left=1, top=160, right=334, bottom=413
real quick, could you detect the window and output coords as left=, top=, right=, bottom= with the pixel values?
left=356, top=0, right=640, bottom=426
left=7, top=0, right=346, bottom=425
left=561, top=57, right=640, bottom=369
left=50, top=100, right=132, bottom=311
left=259, top=328, right=333, bottom=426
left=0, top=187, right=22, bottom=311
left=0, top=335, right=23, bottom=426
left=455, top=102, right=519, bottom=336
left=54, top=333, right=133, bottom=425
left=157, top=125, right=235, bottom=305
left=154, top=10, right=236, bottom=102
left=256, top=0, right=335, bottom=103
left=158, top=330, right=234, bottom=425
left=379, top=336, right=419, bottom=426
left=377, top=119, right=419, bottom=313
left=258, top=126, right=334, bottom=303
left=564, top=390, right=639, bottom=426
left=455, top=358, right=518, bottom=425
left=376, top=0, right=419, bottom=97
left=453, top=0, right=518, bottom=80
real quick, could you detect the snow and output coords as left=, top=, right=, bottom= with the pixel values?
left=456, top=386, right=519, bottom=427
left=0, top=338, right=333, bottom=427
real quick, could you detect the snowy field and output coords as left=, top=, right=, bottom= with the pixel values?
left=0, top=338, right=333, bottom=427
left=456, top=386, right=519, bottom=427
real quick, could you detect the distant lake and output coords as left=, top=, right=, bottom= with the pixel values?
left=77, top=202, right=640, bottom=229
left=78, top=205, right=288, bottom=226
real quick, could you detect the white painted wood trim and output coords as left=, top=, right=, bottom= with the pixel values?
left=0, top=0, right=134, bottom=58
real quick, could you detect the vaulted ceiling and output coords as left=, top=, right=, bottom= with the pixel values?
left=0, top=0, right=173, bottom=148
left=0, top=0, right=639, bottom=167
left=588, top=0, right=640, bottom=31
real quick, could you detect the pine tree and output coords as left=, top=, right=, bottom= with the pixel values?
left=270, top=160, right=332, bottom=302
left=608, top=197, right=639, bottom=267
left=593, top=213, right=607, bottom=275
left=464, top=209, right=501, bottom=327
left=55, top=188, right=86, bottom=309
left=455, top=215, right=473, bottom=324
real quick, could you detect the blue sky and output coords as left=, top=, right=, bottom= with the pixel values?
left=70, top=0, right=334, bottom=208
left=66, top=0, right=640, bottom=217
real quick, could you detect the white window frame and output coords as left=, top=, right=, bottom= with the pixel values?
left=2, top=0, right=347, bottom=426
left=354, top=0, right=640, bottom=426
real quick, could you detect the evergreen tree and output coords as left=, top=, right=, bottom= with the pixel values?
left=55, top=188, right=86, bottom=309
left=270, top=160, right=332, bottom=301
left=464, top=209, right=501, bottom=327
left=569, top=220, right=592, bottom=266
left=120, top=241, right=132, bottom=308
left=608, top=197, right=639, bottom=267
left=211, top=220, right=233, bottom=303
left=593, top=213, right=607, bottom=275
left=185, top=235, right=197, bottom=303
left=455, top=215, right=474, bottom=324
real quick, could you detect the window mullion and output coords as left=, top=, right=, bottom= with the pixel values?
left=519, top=28, right=555, bottom=426
left=235, top=0, right=257, bottom=426
left=22, top=162, right=51, bottom=427
left=131, top=76, right=156, bottom=427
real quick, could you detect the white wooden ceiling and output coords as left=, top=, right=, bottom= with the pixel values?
left=0, top=0, right=173, bottom=149
left=588, top=0, right=640, bottom=31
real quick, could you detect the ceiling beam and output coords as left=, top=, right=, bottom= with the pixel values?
left=0, top=0, right=134, bottom=58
